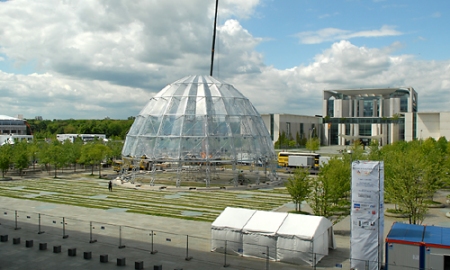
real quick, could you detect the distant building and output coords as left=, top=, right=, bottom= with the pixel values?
left=322, top=87, right=418, bottom=146
left=261, top=114, right=322, bottom=145
left=0, top=115, right=29, bottom=136
left=407, top=112, right=450, bottom=141
left=56, top=134, right=107, bottom=143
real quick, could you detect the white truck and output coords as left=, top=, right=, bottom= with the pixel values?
left=288, top=155, right=314, bottom=168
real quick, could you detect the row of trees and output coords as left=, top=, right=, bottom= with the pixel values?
left=286, top=137, right=450, bottom=224
left=26, top=118, right=135, bottom=140
left=275, top=131, right=320, bottom=149
left=0, top=138, right=124, bottom=179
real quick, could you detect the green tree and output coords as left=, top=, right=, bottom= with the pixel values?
left=383, top=141, right=430, bottom=224
left=308, top=154, right=352, bottom=224
left=37, top=141, right=52, bottom=173
left=45, top=140, right=67, bottom=178
left=80, top=142, right=112, bottom=177
left=285, top=168, right=311, bottom=212
left=305, top=137, right=320, bottom=153
left=275, top=131, right=288, bottom=149
left=13, top=140, right=30, bottom=176
left=63, top=138, right=83, bottom=172
left=0, top=144, right=13, bottom=178
left=107, top=138, right=124, bottom=160
left=27, top=139, right=40, bottom=170
left=367, top=140, right=382, bottom=161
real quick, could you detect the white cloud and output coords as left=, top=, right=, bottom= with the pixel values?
left=0, top=1, right=449, bottom=120
left=294, top=25, right=402, bottom=44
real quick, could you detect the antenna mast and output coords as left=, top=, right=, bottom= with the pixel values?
left=210, top=0, right=219, bottom=76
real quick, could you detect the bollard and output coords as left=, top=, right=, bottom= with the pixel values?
left=39, top=243, right=47, bottom=250
left=117, top=257, right=126, bottom=266
left=153, top=265, right=162, bottom=270
left=26, top=240, right=33, bottom=248
left=13, top=237, right=20, bottom=245
left=68, top=248, right=76, bottom=257
left=0, top=235, right=8, bottom=242
left=84, top=251, right=92, bottom=260
left=100, top=254, right=108, bottom=263
left=53, top=245, right=61, bottom=253
left=135, top=261, right=144, bottom=270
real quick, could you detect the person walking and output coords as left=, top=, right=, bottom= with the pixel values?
left=108, top=180, right=112, bottom=192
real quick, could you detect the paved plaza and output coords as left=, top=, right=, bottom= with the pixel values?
left=1, top=188, right=450, bottom=269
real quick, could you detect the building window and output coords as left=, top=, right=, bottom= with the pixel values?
left=400, top=96, right=408, bottom=112
left=330, top=123, right=339, bottom=145
left=363, top=100, right=373, bottom=117
left=300, top=123, right=304, bottom=139
left=359, top=124, right=371, bottom=137
left=327, top=99, right=334, bottom=117
left=286, top=122, right=291, bottom=139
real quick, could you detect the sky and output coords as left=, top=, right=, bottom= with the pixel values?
left=1, top=0, right=449, bottom=120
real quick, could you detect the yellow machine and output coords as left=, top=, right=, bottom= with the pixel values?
left=113, top=156, right=148, bottom=172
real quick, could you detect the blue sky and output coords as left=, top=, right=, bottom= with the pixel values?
left=243, top=0, right=449, bottom=68
left=0, top=0, right=449, bottom=119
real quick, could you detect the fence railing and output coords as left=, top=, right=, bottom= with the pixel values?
left=0, top=208, right=433, bottom=270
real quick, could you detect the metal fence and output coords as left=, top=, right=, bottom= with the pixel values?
left=0, top=208, right=433, bottom=270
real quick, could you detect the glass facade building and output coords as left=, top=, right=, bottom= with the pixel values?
left=322, top=87, right=417, bottom=146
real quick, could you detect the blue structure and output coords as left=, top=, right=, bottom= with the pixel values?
left=386, top=222, right=450, bottom=270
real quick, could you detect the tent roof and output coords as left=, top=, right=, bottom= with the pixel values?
left=211, top=207, right=256, bottom=229
left=243, top=211, right=288, bottom=235
left=277, top=214, right=332, bottom=240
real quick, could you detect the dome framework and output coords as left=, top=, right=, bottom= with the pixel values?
left=122, top=75, right=276, bottom=186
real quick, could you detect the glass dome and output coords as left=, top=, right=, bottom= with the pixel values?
left=122, top=75, right=275, bottom=165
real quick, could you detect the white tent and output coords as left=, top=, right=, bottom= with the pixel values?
left=210, top=207, right=256, bottom=254
left=242, top=211, right=288, bottom=261
left=276, top=214, right=335, bottom=266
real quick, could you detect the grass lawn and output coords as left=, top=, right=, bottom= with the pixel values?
left=0, top=174, right=292, bottom=223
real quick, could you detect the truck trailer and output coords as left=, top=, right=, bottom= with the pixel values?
left=288, top=155, right=314, bottom=168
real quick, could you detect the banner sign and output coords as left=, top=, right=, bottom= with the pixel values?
left=350, top=161, right=384, bottom=270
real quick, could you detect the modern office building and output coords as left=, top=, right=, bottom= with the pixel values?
left=0, top=115, right=29, bottom=135
left=408, top=112, right=450, bottom=141
left=261, top=114, right=322, bottom=147
left=0, top=115, right=33, bottom=145
left=322, top=87, right=418, bottom=146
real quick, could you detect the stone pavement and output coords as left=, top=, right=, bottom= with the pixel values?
left=0, top=189, right=450, bottom=269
